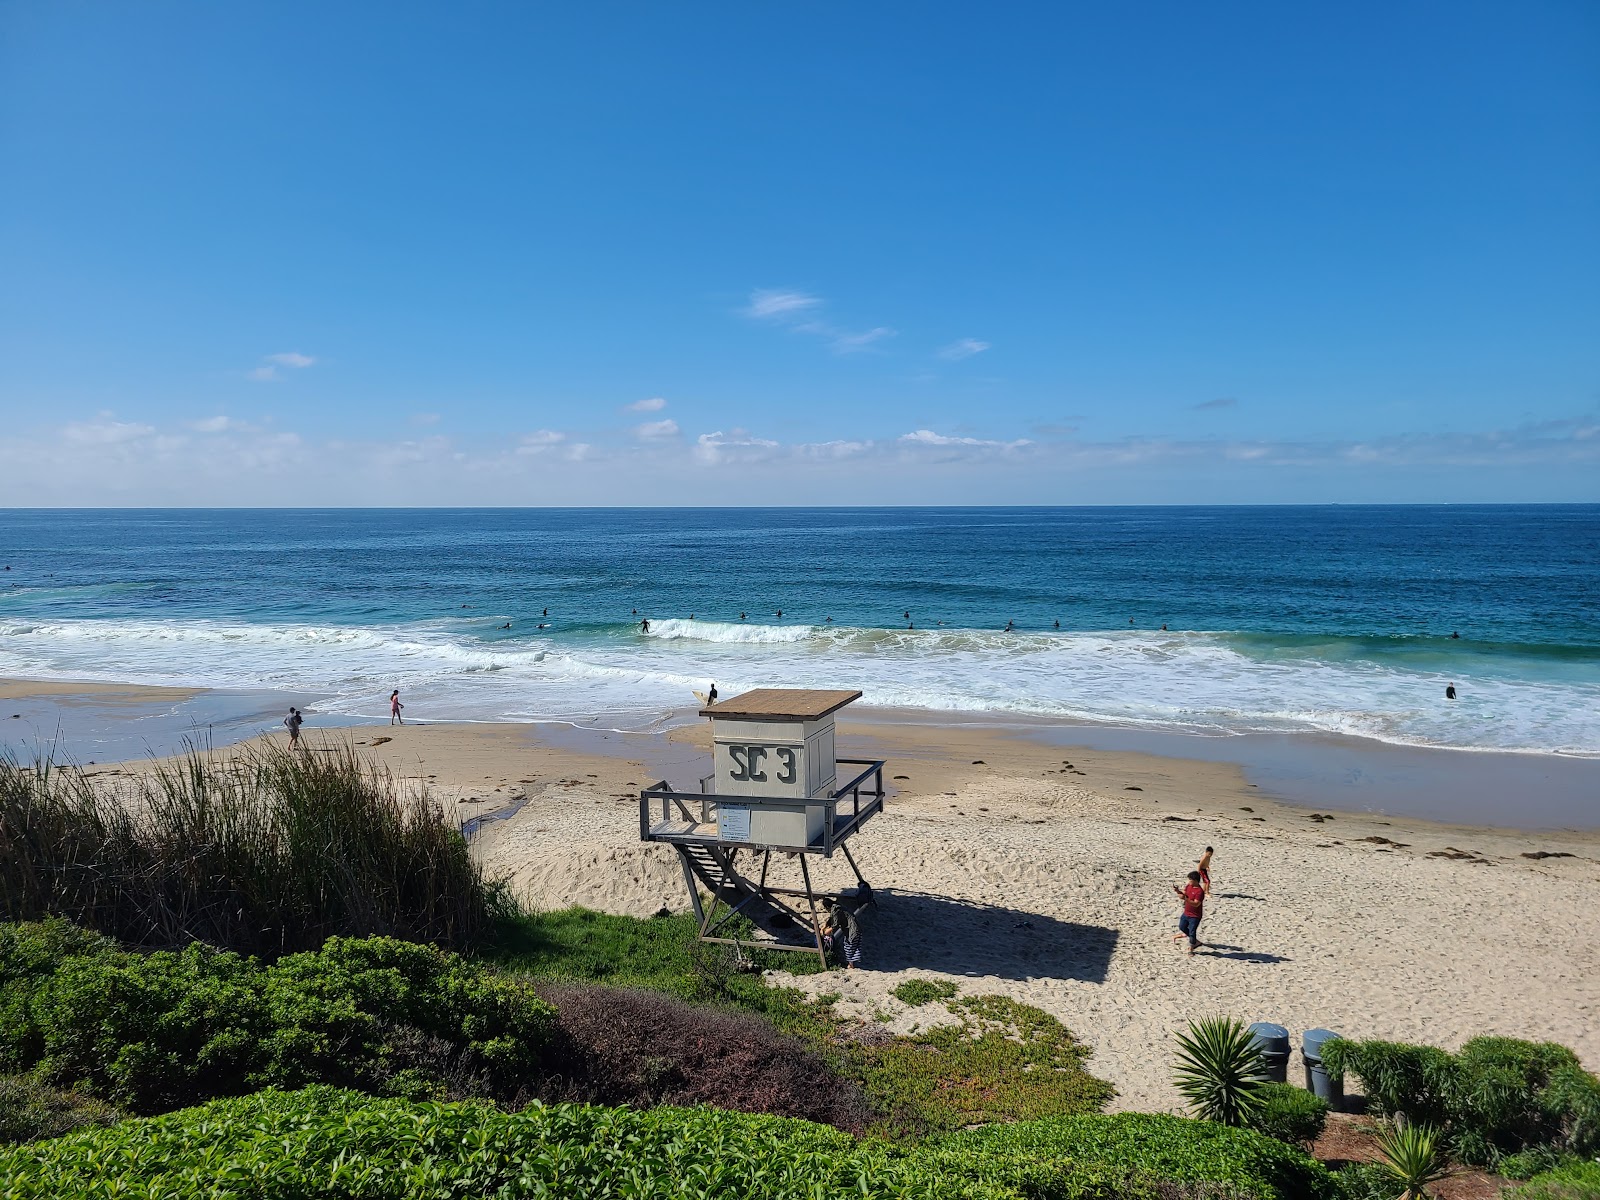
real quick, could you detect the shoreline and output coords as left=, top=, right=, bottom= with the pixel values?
left=5, top=674, right=1596, bottom=831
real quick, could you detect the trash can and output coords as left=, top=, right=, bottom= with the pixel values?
left=1302, top=1028, right=1344, bottom=1107
left=1247, top=1022, right=1290, bottom=1084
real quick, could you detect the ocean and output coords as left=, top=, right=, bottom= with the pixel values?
left=2, top=506, right=1598, bottom=757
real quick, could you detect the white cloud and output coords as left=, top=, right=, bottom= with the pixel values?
left=694, top=429, right=779, bottom=465
left=797, top=439, right=872, bottom=459
left=937, top=338, right=990, bottom=361
left=633, top=419, right=680, bottom=440
left=63, top=415, right=156, bottom=445
left=744, top=289, right=821, bottom=319
left=624, top=396, right=667, bottom=413
left=565, top=442, right=594, bottom=462
left=411, top=413, right=442, bottom=426
left=516, top=430, right=567, bottom=455
left=898, top=429, right=1032, bottom=450
left=191, top=416, right=237, bottom=434
left=830, top=327, right=896, bottom=354
left=248, top=351, right=316, bottom=382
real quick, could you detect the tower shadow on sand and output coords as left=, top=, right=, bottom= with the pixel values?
left=859, top=889, right=1118, bottom=983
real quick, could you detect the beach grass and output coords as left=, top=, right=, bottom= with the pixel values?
left=0, top=745, right=495, bottom=956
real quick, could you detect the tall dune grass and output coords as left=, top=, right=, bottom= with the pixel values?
left=0, top=744, right=494, bottom=956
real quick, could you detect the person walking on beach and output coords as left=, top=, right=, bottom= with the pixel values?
left=389, top=690, right=404, bottom=725
left=284, top=707, right=303, bottom=749
left=707, top=682, right=718, bottom=705
left=1197, top=845, right=1214, bottom=894
left=1172, top=870, right=1206, bottom=955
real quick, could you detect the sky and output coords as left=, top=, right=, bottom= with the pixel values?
left=1, top=2, right=1597, bottom=505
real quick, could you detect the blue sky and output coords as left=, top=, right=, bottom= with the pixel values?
left=1, top=2, right=1596, bottom=504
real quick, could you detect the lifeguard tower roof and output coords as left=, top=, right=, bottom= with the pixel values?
left=700, top=688, right=862, bottom=720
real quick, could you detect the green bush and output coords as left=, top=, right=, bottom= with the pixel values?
left=0, top=1089, right=1346, bottom=1200
left=0, top=1076, right=118, bottom=1144
left=1515, top=1158, right=1600, bottom=1200
left=0, top=923, right=556, bottom=1114
left=1247, top=1082, right=1329, bottom=1146
left=0, top=1086, right=983, bottom=1200
left=1321, top=1034, right=1600, bottom=1167
left=934, top=1112, right=1336, bottom=1200
left=892, top=978, right=958, bottom=1006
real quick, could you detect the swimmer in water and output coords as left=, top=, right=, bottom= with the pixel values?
left=739, top=612, right=746, bottom=621
left=1445, top=683, right=1457, bottom=700
left=1161, top=624, right=1168, bottom=631
left=1054, top=620, right=1060, bottom=629
left=542, top=608, right=548, bottom=617
left=1004, top=619, right=1014, bottom=632
left=499, top=622, right=511, bottom=630
left=825, top=616, right=832, bottom=622
left=1450, top=631, right=1460, bottom=639
left=776, top=609, right=783, bottom=618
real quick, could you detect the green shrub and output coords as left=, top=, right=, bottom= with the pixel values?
left=0, top=1089, right=1347, bottom=1200
left=1321, top=1035, right=1600, bottom=1166
left=1328, top=1162, right=1396, bottom=1200
left=0, top=1076, right=118, bottom=1144
left=0, top=1086, right=985, bottom=1200
left=1515, top=1158, right=1600, bottom=1200
left=1497, top=1146, right=1570, bottom=1181
left=0, top=923, right=556, bottom=1114
left=0, top=745, right=494, bottom=957
left=892, top=978, right=958, bottom=1006
left=935, top=1112, right=1336, bottom=1200
left=1247, top=1082, right=1329, bottom=1145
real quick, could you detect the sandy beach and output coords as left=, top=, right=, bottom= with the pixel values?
left=9, top=675, right=1588, bottom=1117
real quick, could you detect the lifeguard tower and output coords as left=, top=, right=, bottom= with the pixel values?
left=638, top=688, right=885, bottom=964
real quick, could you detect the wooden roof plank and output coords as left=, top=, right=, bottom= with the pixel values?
left=700, top=687, right=862, bottom=721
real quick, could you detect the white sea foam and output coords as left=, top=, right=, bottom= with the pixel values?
left=1, top=617, right=1597, bottom=755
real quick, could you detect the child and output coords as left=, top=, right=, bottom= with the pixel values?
left=1171, top=870, right=1206, bottom=955
left=821, top=903, right=862, bottom=970
left=1197, top=845, right=1214, bottom=894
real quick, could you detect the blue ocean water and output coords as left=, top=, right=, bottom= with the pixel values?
left=1, top=507, right=1597, bottom=755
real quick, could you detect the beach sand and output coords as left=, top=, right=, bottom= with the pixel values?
left=9, top=678, right=1597, bottom=1114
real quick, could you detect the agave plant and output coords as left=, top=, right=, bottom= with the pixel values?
left=1173, top=1016, right=1268, bottom=1126
left=1375, top=1120, right=1448, bottom=1199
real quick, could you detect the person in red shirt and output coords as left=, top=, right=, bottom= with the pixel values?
left=1171, top=870, right=1206, bottom=955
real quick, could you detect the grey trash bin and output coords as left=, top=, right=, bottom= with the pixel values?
left=1301, top=1028, right=1344, bottom=1107
left=1247, top=1022, right=1290, bottom=1084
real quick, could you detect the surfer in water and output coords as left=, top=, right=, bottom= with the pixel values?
left=640, top=618, right=650, bottom=633
left=1446, top=683, right=1457, bottom=700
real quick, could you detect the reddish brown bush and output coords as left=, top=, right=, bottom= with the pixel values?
left=535, top=983, right=869, bottom=1132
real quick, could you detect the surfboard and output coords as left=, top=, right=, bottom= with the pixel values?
left=692, top=690, right=710, bottom=706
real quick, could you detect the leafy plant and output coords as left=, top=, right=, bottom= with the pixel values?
left=1173, top=1016, right=1269, bottom=1127
left=933, top=1111, right=1336, bottom=1200
left=1321, top=1034, right=1600, bottom=1166
left=892, top=978, right=958, bottom=1006
left=1513, top=1157, right=1600, bottom=1200
left=1374, top=1121, right=1448, bottom=1200
left=1247, top=1081, right=1330, bottom=1146
left=0, top=922, right=556, bottom=1114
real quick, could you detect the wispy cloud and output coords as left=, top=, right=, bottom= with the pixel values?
left=64, top=414, right=156, bottom=444
left=633, top=418, right=680, bottom=440
left=248, top=351, right=317, bottom=382
left=1193, top=397, right=1238, bottom=411
left=899, top=429, right=1033, bottom=450
left=743, top=288, right=895, bottom=355
left=411, top=413, right=442, bottom=426
left=516, top=430, right=567, bottom=455
left=744, top=289, right=821, bottom=319
left=830, top=327, right=896, bottom=354
left=624, top=396, right=667, bottom=413
left=937, top=338, right=990, bottom=361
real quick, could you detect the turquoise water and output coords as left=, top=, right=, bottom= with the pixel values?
left=1, top=506, right=1597, bottom=755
